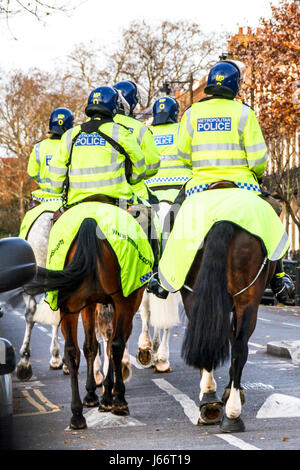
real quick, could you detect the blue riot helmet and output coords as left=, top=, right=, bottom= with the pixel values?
left=152, top=97, right=179, bottom=125
left=113, top=81, right=139, bottom=115
left=49, top=107, right=74, bottom=135
left=85, top=86, right=119, bottom=118
left=204, top=60, right=246, bottom=99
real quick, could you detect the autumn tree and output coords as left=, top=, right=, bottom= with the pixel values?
left=229, top=0, right=300, bottom=232
left=0, top=69, right=83, bottom=233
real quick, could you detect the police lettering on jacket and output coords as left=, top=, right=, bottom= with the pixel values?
left=154, top=134, right=174, bottom=146
left=197, top=117, right=231, bottom=132
left=75, top=133, right=106, bottom=146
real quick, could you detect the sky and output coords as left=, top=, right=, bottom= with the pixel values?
left=0, top=0, right=283, bottom=73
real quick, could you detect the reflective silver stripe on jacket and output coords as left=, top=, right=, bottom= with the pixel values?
left=137, top=125, right=148, bottom=145
left=160, top=154, right=181, bottom=161
left=146, top=161, right=160, bottom=170
left=178, top=149, right=192, bottom=161
left=247, top=152, right=268, bottom=167
left=185, top=108, right=194, bottom=139
left=110, top=124, right=120, bottom=163
left=191, top=143, right=244, bottom=152
left=245, top=142, right=267, bottom=153
left=69, top=174, right=127, bottom=189
left=49, top=165, right=67, bottom=175
left=157, top=165, right=190, bottom=170
left=65, top=128, right=75, bottom=158
left=69, top=161, right=124, bottom=176
left=35, top=142, right=41, bottom=166
left=193, top=158, right=248, bottom=167
left=238, top=104, right=250, bottom=149
left=51, top=180, right=64, bottom=188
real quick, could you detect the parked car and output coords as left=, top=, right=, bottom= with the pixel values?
left=0, top=238, right=36, bottom=450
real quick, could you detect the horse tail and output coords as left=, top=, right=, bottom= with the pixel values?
left=26, top=218, right=103, bottom=308
left=181, top=221, right=234, bottom=371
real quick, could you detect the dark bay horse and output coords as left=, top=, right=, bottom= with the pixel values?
left=180, top=221, right=277, bottom=433
left=27, top=217, right=145, bottom=430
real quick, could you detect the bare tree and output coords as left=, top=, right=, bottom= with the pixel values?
left=0, top=0, right=78, bottom=19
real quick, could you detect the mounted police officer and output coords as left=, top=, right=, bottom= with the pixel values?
left=48, top=86, right=148, bottom=206
left=27, top=107, right=74, bottom=209
left=113, top=80, right=160, bottom=202
left=148, top=60, right=294, bottom=303
left=146, top=96, right=192, bottom=203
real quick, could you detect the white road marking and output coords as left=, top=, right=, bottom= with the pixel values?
left=152, top=378, right=199, bottom=425
left=257, top=393, right=300, bottom=419
left=153, top=378, right=260, bottom=450
left=37, top=326, right=48, bottom=333
left=282, top=322, right=300, bottom=328
left=77, top=408, right=145, bottom=430
left=215, top=434, right=261, bottom=450
left=241, top=382, right=274, bottom=391
left=249, top=342, right=265, bottom=349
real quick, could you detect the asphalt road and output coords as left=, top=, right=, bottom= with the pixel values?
left=1, top=290, right=300, bottom=455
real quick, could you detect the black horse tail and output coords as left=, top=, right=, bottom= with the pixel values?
left=26, top=218, right=103, bottom=309
left=181, top=221, right=234, bottom=371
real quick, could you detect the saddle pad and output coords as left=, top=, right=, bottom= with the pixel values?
left=45, top=202, right=157, bottom=310
left=158, top=188, right=290, bottom=292
left=19, top=201, right=62, bottom=240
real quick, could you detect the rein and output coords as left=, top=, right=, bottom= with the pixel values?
left=183, top=256, right=268, bottom=297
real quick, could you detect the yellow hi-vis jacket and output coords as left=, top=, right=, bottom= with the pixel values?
left=114, top=113, right=160, bottom=200
left=178, top=98, right=268, bottom=197
left=27, top=137, right=62, bottom=202
left=146, top=122, right=192, bottom=202
left=48, top=118, right=147, bottom=205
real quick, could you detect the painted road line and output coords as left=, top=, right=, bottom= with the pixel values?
left=152, top=378, right=199, bottom=425
left=153, top=378, right=260, bottom=451
left=257, top=393, right=300, bottom=419
left=21, top=389, right=47, bottom=413
left=33, top=389, right=60, bottom=411
left=282, top=322, right=300, bottom=328
left=249, top=342, right=265, bottom=349
left=216, top=434, right=261, bottom=450
left=75, top=408, right=145, bottom=430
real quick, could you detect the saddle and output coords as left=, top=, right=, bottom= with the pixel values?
left=208, top=180, right=238, bottom=190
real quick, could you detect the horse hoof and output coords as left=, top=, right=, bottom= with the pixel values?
left=136, top=349, right=154, bottom=368
left=122, top=363, right=132, bottom=382
left=154, top=361, right=172, bottom=373
left=112, top=404, right=130, bottom=416
left=49, top=361, right=63, bottom=370
left=198, top=392, right=224, bottom=425
left=16, top=363, right=32, bottom=381
left=70, top=415, right=87, bottom=430
left=83, top=394, right=99, bottom=408
left=62, top=364, right=69, bottom=375
left=220, top=415, right=245, bottom=433
left=98, top=397, right=113, bottom=412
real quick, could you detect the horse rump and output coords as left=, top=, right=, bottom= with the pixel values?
left=25, top=218, right=103, bottom=309
left=181, top=221, right=234, bottom=371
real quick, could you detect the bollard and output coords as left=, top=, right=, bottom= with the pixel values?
left=295, top=266, right=300, bottom=306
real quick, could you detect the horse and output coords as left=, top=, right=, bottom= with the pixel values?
left=27, top=217, right=146, bottom=429
left=136, top=201, right=181, bottom=372
left=180, top=220, right=277, bottom=433
left=16, top=211, right=64, bottom=380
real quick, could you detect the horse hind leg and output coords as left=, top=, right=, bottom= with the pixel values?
left=220, top=303, right=258, bottom=433
left=16, top=295, right=36, bottom=381
left=198, top=369, right=223, bottom=425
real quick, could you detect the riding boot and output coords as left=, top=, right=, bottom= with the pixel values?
left=269, top=259, right=295, bottom=304
left=147, top=275, right=169, bottom=299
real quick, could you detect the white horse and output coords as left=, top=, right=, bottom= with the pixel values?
left=16, top=211, right=65, bottom=380
left=137, top=201, right=181, bottom=372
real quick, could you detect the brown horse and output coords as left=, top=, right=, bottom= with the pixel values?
left=180, top=221, right=277, bottom=433
left=28, top=218, right=145, bottom=430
